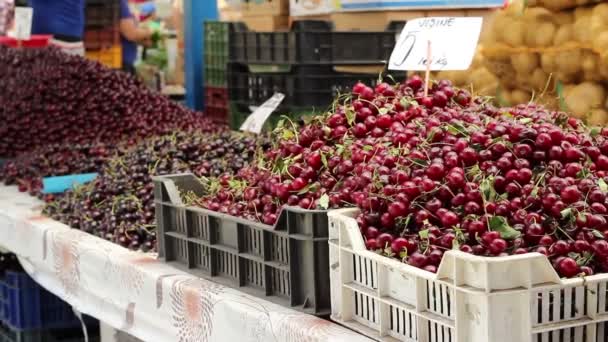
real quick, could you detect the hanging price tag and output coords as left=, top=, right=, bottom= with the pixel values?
left=389, top=17, right=483, bottom=71
left=14, top=7, right=33, bottom=41
left=240, top=93, right=285, bottom=134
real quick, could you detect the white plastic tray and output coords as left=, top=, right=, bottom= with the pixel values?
left=328, top=208, right=608, bottom=342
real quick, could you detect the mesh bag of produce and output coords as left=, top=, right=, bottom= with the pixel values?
left=529, top=0, right=605, bottom=12
left=435, top=46, right=500, bottom=96
left=482, top=1, right=608, bottom=121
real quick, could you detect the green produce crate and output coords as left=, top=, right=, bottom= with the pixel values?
left=203, top=22, right=243, bottom=87
left=204, top=49, right=228, bottom=70
left=228, top=102, right=321, bottom=131
left=153, top=174, right=331, bottom=316
left=204, top=66, right=227, bottom=87
left=204, top=21, right=231, bottom=46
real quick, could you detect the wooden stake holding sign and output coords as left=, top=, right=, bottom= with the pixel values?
left=13, top=7, right=33, bottom=47
left=389, top=17, right=483, bottom=95
left=424, top=40, right=431, bottom=97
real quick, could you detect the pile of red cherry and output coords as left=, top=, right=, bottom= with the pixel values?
left=193, top=76, right=608, bottom=278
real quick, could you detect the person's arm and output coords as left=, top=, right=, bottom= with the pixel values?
left=119, top=0, right=151, bottom=44
left=120, top=17, right=151, bottom=44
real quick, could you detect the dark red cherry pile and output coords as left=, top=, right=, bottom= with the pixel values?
left=0, top=142, right=117, bottom=199
left=0, top=46, right=221, bottom=158
left=191, top=76, right=608, bottom=278
left=43, top=131, right=265, bottom=251
left=0, top=46, right=223, bottom=197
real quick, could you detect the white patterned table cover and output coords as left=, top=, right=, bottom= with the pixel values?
left=0, top=186, right=370, bottom=342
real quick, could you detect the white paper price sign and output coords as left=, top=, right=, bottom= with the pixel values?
left=14, top=7, right=34, bottom=40
left=389, top=17, right=483, bottom=71
left=240, top=93, right=285, bottom=134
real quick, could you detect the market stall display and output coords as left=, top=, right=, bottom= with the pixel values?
left=2, top=1, right=608, bottom=340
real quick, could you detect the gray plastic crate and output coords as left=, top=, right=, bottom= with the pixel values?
left=153, top=174, right=330, bottom=316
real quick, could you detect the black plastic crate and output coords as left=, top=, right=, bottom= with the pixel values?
left=228, top=63, right=380, bottom=112
left=153, top=174, right=330, bottom=316
left=229, top=20, right=406, bottom=65
left=85, top=0, right=120, bottom=29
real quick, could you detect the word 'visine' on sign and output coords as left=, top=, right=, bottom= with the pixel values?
left=388, top=17, right=483, bottom=72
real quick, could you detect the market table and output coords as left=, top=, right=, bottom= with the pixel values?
left=0, top=185, right=371, bottom=342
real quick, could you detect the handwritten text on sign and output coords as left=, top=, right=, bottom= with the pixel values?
left=389, top=17, right=483, bottom=71
left=14, top=7, right=34, bottom=40
left=240, top=93, right=285, bottom=134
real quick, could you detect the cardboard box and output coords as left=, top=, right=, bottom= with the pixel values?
left=330, top=8, right=487, bottom=31
left=245, top=0, right=289, bottom=16
left=243, top=15, right=290, bottom=31
left=330, top=10, right=426, bottom=30
left=219, top=8, right=243, bottom=21
left=219, top=0, right=244, bottom=10
left=290, top=0, right=333, bottom=16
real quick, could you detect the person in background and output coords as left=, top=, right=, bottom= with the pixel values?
left=120, top=0, right=153, bottom=75
left=0, top=0, right=14, bottom=36
left=28, top=0, right=85, bottom=56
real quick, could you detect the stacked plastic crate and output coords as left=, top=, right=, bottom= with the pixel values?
left=0, top=254, right=98, bottom=342
left=227, top=20, right=405, bottom=130
left=203, top=21, right=235, bottom=125
left=84, top=0, right=121, bottom=69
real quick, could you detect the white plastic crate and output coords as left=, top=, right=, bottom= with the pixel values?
left=328, top=208, right=608, bottom=342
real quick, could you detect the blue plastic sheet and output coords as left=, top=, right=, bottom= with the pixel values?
left=42, top=173, right=98, bottom=194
